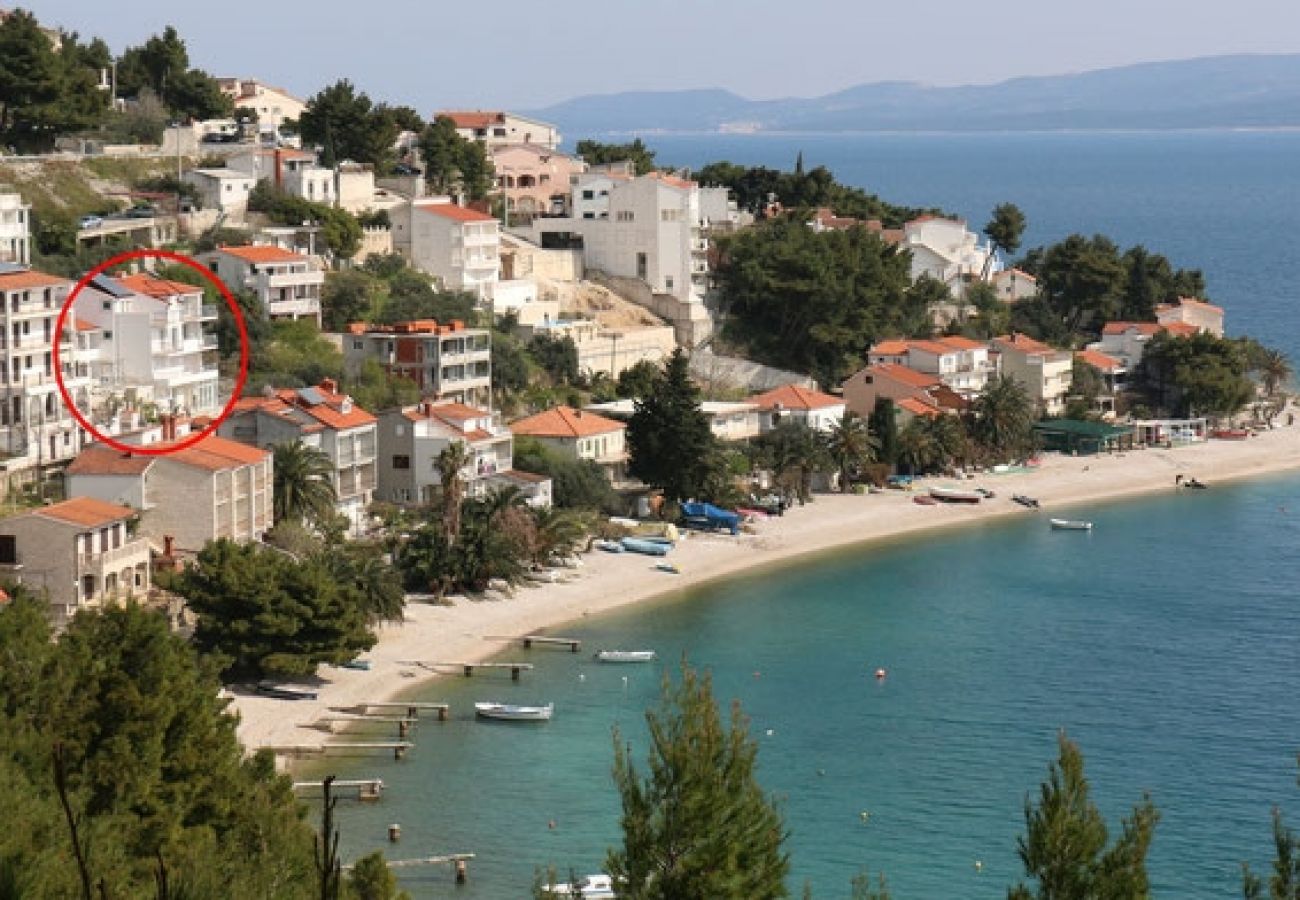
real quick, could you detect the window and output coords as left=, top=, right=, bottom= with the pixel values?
left=392, top=455, right=410, bottom=470
left=103, top=300, right=112, bottom=310
left=0, top=535, right=16, bottom=565
left=665, top=277, right=674, bottom=291
left=352, top=340, right=363, bottom=350
left=583, top=212, right=595, bottom=220
left=616, top=211, right=634, bottom=222
left=582, top=190, right=594, bottom=200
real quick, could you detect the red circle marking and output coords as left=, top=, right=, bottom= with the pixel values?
left=53, top=248, right=250, bottom=456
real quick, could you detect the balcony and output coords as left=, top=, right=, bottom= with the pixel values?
left=266, top=298, right=321, bottom=318
left=200, top=303, right=218, bottom=320
left=257, top=270, right=323, bottom=290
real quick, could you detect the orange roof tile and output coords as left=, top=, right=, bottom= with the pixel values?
left=750, top=384, right=843, bottom=411
left=117, top=272, right=203, bottom=299
left=935, top=335, right=986, bottom=351
left=0, top=269, right=68, bottom=290
left=1101, top=321, right=1162, bottom=336
left=994, top=333, right=1054, bottom=354
left=897, top=397, right=942, bottom=418
left=1170, top=296, right=1224, bottom=314
left=1074, top=349, right=1122, bottom=372
left=33, top=496, right=135, bottom=527
left=439, top=111, right=505, bottom=129
left=510, top=405, right=624, bottom=439
left=870, top=340, right=912, bottom=356
left=499, top=468, right=549, bottom=484
left=165, top=435, right=270, bottom=470
left=66, top=444, right=154, bottom=476
left=869, top=363, right=941, bottom=389
left=994, top=267, right=1037, bottom=283
left=906, top=339, right=959, bottom=356
left=73, top=318, right=99, bottom=332
left=270, top=381, right=376, bottom=430
left=218, top=244, right=308, bottom=264
left=1162, top=322, right=1200, bottom=337
left=645, top=171, right=696, bottom=191
left=414, top=202, right=497, bottom=223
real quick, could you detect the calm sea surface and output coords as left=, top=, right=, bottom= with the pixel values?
left=331, top=134, right=1300, bottom=897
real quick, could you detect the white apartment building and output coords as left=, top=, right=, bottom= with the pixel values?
left=182, top=169, right=257, bottom=218
left=216, top=78, right=307, bottom=132
left=391, top=200, right=500, bottom=298
left=228, top=148, right=335, bottom=205
left=438, top=111, right=560, bottom=151
left=867, top=336, right=998, bottom=397
left=343, top=320, right=492, bottom=407
left=201, top=245, right=323, bottom=323
left=71, top=273, right=221, bottom=419
left=991, top=333, right=1074, bottom=416
left=0, top=189, right=30, bottom=265
left=376, top=401, right=523, bottom=506
left=0, top=266, right=93, bottom=471
left=901, top=216, right=1000, bottom=298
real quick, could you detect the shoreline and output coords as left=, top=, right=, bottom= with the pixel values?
left=232, top=413, right=1300, bottom=756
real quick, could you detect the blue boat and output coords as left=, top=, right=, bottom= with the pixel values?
left=620, top=537, right=671, bottom=557
left=678, top=501, right=741, bottom=535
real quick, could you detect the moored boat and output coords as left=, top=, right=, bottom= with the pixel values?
left=1012, top=494, right=1040, bottom=509
left=620, top=536, right=670, bottom=557
left=1210, top=428, right=1250, bottom=440
left=543, top=874, right=616, bottom=899
left=595, top=650, right=658, bottom=663
left=929, top=486, right=983, bottom=503
left=255, top=682, right=319, bottom=700
left=474, top=701, right=554, bottom=721
left=1049, top=518, right=1093, bottom=531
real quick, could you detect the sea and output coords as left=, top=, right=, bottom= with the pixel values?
left=332, top=133, right=1300, bottom=897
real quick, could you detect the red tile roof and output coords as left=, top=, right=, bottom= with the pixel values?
left=870, top=340, right=912, bottom=356
left=510, top=405, right=624, bottom=439
left=165, top=435, right=270, bottom=471
left=994, top=333, right=1054, bottom=354
left=994, top=267, right=1038, bottom=283
left=270, top=381, right=376, bottom=430
left=499, top=468, right=549, bottom=484
left=646, top=171, right=696, bottom=191
left=1162, top=322, right=1200, bottom=337
left=439, top=111, right=505, bottom=129
left=33, top=496, right=135, bottom=527
left=935, top=335, right=986, bottom=351
left=750, top=384, right=843, bottom=411
left=1074, top=349, right=1122, bottom=372
left=897, top=397, right=941, bottom=418
left=905, top=339, right=959, bottom=356
left=117, top=272, right=203, bottom=299
left=0, top=269, right=68, bottom=290
left=66, top=444, right=154, bottom=476
left=414, top=202, right=497, bottom=223
left=868, top=363, right=941, bottom=389
left=1101, top=321, right=1162, bottom=336
left=1167, top=297, right=1224, bottom=315
left=217, top=244, right=308, bottom=264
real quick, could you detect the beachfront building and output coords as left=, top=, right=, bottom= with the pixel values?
left=438, top=111, right=560, bottom=151
left=219, top=379, right=377, bottom=532
left=841, top=363, right=966, bottom=419
left=0, top=266, right=94, bottom=473
left=867, top=336, right=997, bottom=397
left=1074, top=348, right=1127, bottom=395
left=65, top=436, right=273, bottom=553
left=1156, top=298, right=1225, bottom=337
left=343, top=320, right=491, bottom=407
left=391, top=200, right=500, bottom=298
left=71, top=273, right=221, bottom=418
left=900, top=215, right=1000, bottom=298
left=1088, top=322, right=1164, bottom=371
left=585, top=398, right=763, bottom=443
left=750, top=384, right=846, bottom=433
left=374, top=400, right=541, bottom=506
left=0, top=189, right=31, bottom=265
left=991, top=268, right=1038, bottom=303
left=493, top=144, right=586, bottom=223
left=0, top=496, right=150, bottom=625
left=509, top=405, right=629, bottom=485
left=991, top=333, right=1073, bottom=415
left=201, top=245, right=324, bottom=324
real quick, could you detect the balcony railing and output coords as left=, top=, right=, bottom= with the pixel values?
left=83, top=539, right=149, bottom=570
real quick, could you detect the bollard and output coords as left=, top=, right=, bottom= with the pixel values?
left=398, top=720, right=409, bottom=739
left=438, top=705, right=448, bottom=722
left=511, top=666, right=521, bottom=682
left=388, top=824, right=401, bottom=843
left=455, top=859, right=468, bottom=884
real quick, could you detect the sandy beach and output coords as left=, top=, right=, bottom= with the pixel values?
left=233, top=412, right=1300, bottom=755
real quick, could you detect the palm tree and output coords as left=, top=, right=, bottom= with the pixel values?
left=925, top=413, right=969, bottom=473
left=272, top=440, right=337, bottom=528
left=435, top=441, right=471, bottom=546
left=824, top=411, right=880, bottom=492
left=971, top=375, right=1036, bottom=462
left=896, top=417, right=939, bottom=475
left=532, top=506, right=593, bottom=567
left=1259, top=348, right=1292, bottom=398
left=763, top=419, right=827, bottom=504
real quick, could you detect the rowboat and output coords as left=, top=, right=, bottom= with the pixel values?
left=595, top=650, right=657, bottom=663
left=1049, top=518, right=1093, bottom=531
left=1012, top=494, right=1040, bottom=509
left=620, top=537, right=670, bottom=557
left=913, top=495, right=938, bottom=506
left=654, top=562, right=681, bottom=574
left=593, top=539, right=624, bottom=553
left=544, top=874, right=616, bottom=899
left=255, top=682, right=319, bottom=701
left=929, top=486, right=983, bottom=503
left=1210, top=428, right=1250, bottom=440
left=474, top=701, right=554, bottom=721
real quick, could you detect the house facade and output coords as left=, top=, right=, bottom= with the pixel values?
left=842, top=362, right=964, bottom=419
left=391, top=200, right=500, bottom=297
left=509, top=405, right=628, bottom=485
left=749, top=384, right=846, bottom=433
left=867, top=336, right=997, bottom=397
left=438, top=111, right=560, bottom=151
left=182, top=169, right=256, bottom=218
left=0, top=189, right=31, bottom=265
left=0, top=496, right=151, bottom=624
left=216, top=78, right=307, bottom=132
left=343, top=320, right=491, bottom=407
left=991, top=333, right=1073, bottom=415
left=202, top=245, right=324, bottom=323
left=515, top=318, right=675, bottom=380
left=1155, top=298, right=1225, bottom=337
left=991, top=268, right=1038, bottom=302
left=585, top=399, right=763, bottom=443
left=900, top=216, right=999, bottom=297
left=1089, top=322, right=1164, bottom=371
left=219, top=379, right=377, bottom=532
left=492, top=144, right=586, bottom=223
left=228, top=148, right=334, bottom=205
left=66, top=435, right=273, bottom=552
left=375, top=401, right=517, bottom=506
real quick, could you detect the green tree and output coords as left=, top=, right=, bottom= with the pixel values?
left=895, top=416, right=939, bottom=476
left=528, top=332, right=580, bottom=385
left=273, top=440, right=339, bottom=528
left=349, top=851, right=410, bottom=900
left=756, top=419, right=828, bottom=504
left=436, top=441, right=471, bottom=546
left=249, top=181, right=362, bottom=258
left=607, top=661, right=790, bottom=899
left=971, top=375, right=1037, bottom=461
left=299, top=79, right=399, bottom=170
left=1066, top=358, right=1106, bottom=420
left=627, top=350, right=716, bottom=504
left=1242, top=786, right=1300, bottom=900
left=0, top=10, right=63, bottom=148
left=375, top=270, right=476, bottom=325
left=983, top=203, right=1027, bottom=278
left=616, top=360, right=662, bottom=399
left=1256, top=347, right=1293, bottom=399
left=322, top=269, right=382, bottom=331
left=116, top=26, right=230, bottom=121
left=418, top=115, right=492, bottom=200
left=867, top=396, right=899, bottom=466
left=1009, top=733, right=1158, bottom=900
left=575, top=138, right=658, bottom=174
left=823, top=411, right=878, bottom=492
left=172, top=539, right=375, bottom=678
left=1135, top=331, right=1254, bottom=418
left=513, top=437, right=621, bottom=512
left=1031, top=234, right=1126, bottom=336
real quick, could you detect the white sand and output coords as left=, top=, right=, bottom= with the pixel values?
left=233, top=412, right=1300, bottom=755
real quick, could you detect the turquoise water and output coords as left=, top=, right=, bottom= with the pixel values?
left=334, top=475, right=1300, bottom=897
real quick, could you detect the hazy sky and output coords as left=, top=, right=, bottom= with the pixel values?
left=28, top=0, right=1300, bottom=110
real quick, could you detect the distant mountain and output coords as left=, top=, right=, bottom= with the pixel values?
left=528, top=55, right=1300, bottom=136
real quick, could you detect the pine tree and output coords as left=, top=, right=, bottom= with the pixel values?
left=607, top=661, right=790, bottom=899
left=626, top=350, right=716, bottom=504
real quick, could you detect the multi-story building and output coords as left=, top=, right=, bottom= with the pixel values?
left=228, top=148, right=335, bottom=205
left=867, top=336, right=998, bottom=397
left=71, top=273, right=221, bottom=418
left=0, top=496, right=151, bottom=624
left=841, top=363, right=967, bottom=419
left=220, top=379, right=376, bottom=532
left=509, top=405, right=629, bottom=485
left=515, top=318, right=676, bottom=380
left=438, top=111, right=560, bottom=151
left=0, top=189, right=31, bottom=265
left=991, top=333, right=1074, bottom=415
left=491, top=144, right=586, bottom=222
left=375, top=400, right=519, bottom=506
left=749, top=384, right=846, bottom=433
left=1155, top=298, right=1225, bottom=337
left=391, top=200, right=500, bottom=298
left=586, top=399, right=763, bottom=443
left=900, top=216, right=1000, bottom=298
left=216, top=78, right=307, bottom=132
left=202, top=244, right=323, bottom=323
left=182, top=169, right=257, bottom=219
left=343, top=320, right=491, bottom=407
left=65, top=435, right=273, bottom=552
left=0, top=266, right=93, bottom=471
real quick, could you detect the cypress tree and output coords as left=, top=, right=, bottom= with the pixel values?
left=626, top=350, right=716, bottom=504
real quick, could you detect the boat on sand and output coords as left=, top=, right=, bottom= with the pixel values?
left=474, top=702, right=554, bottom=721
left=929, top=486, right=983, bottom=503
left=1012, top=494, right=1040, bottom=509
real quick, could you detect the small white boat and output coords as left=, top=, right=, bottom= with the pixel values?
left=1049, top=518, right=1093, bottom=531
left=929, top=486, right=983, bottom=503
left=595, top=650, right=658, bottom=663
left=474, top=701, right=554, bottom=721
left=544, top=874, right=616, bottom=899
left=593, top=539, right=624, bottom=553
left=654, top=561, right=681, bottom=574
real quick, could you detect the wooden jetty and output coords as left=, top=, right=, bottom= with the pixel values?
left=405, top=660, right=535, bottom=681
left=520, top=634, right=582, bottom=652
left=307, top=713, right=416, bottom=739
left=270, top=741, right=414, bottom=761
left=292, top=778, right=384, bottom=801
left=336, top=701, right=450, bottom=721
left=345, top=853, right=475, bottom=883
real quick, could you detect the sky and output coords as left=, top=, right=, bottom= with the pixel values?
left=25, top=0, right=1300, bottom=111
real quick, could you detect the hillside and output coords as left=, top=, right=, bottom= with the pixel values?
left=530, top=54, right=1300, bottom=135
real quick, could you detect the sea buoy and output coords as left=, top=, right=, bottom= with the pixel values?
left=875, top=668, right=887, bottom=680
left=765, top=729, right=775, bottom=737
left=860, top=811, right=871, bottom=823
left=975, top=860, right=983, bottom=872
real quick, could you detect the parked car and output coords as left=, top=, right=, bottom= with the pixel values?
left=78, top=215, right=103, bottom=230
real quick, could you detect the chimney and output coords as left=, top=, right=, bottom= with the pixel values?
left=319, top=377, right=337, bottom=394
left=163, top=535, right=175, bottom=557
left=274, top=148, right=284, bottom=189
